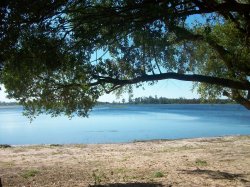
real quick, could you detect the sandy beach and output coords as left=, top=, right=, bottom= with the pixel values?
left=0, top=136, right=250, bottom=187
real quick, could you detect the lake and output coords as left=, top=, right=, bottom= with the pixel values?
left=0, top=104, right=250, bottom=145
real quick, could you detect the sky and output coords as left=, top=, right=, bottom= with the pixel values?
left=0, top=86, right=15, bottom=102
left=0, top=80, right=199, bottom=103
left=97, top=80, right=199, bottom=102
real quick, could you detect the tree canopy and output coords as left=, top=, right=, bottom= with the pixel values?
left=0, top=0, right=250, bottom=117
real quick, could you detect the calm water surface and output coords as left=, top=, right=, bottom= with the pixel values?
left=0, top=104, right=250, bottom=145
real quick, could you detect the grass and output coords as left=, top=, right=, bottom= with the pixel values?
left=49, top=144, right=62, bottom=147
left=154, top=171, right=164, bottom=178
left=92, top=169, right=107, bottom=185
left=195, top=159, right=208, bottom=166
left=21, top=169, right=40, bottom=179
left=51, top=150, right=64, bottom=155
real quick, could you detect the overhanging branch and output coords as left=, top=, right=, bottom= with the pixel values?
left=95, top=72, right=250, bottom=91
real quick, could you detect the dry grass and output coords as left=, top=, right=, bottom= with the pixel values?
left=0, top=136, right=250, bottom=187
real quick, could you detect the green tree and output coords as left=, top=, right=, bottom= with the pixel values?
left=0, top=0, right=249, bottom=118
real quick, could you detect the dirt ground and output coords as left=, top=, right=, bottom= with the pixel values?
left=0, top=136, right=250, bottom=187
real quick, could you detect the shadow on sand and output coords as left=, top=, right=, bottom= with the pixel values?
left=89, top=182, right=164, bottom=187
left=182, top=169, right=248, bottom=182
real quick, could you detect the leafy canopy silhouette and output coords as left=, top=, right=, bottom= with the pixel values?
left=0, top=0, right=250, bottom=117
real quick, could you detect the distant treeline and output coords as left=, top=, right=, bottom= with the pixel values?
left=1, top=98, right=235, bottom=106
left=124, top=96, right=235, bottom=104
left=0, top=102, right=19, bottom=106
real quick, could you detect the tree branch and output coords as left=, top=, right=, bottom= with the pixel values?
left=96, top=72, right=250, bottom=91
left=223, top=90, right=250, bottom=110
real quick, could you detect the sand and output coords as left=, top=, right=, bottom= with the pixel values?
left=0, top=136, right=250, bottom=187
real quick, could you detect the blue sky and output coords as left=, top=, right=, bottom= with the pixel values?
left=0, top=80, right=199, bottom=103
left=98, top=80, right=199, bottom=102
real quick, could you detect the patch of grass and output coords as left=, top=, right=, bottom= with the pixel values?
left=21, top=169, right=40, bottom=179
left=109, top=168, right=129, bottom=182
left=0, top=144, right=11, bottom=148
left=195, top=159, right=208, bottom=166
left=92, top=169, right=107, bottom=185
left=154, top=171, right=164, bottom=178
left=51, top=150, right=64, bottom=155
left=113, top=167, right=129, bottom=174
left=50, top=144, right=62, bottom=147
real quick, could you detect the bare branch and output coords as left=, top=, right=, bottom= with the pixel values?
left=96, top=72, right=250, bottom=91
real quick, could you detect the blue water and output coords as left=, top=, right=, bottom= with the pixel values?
left=0, top=104, right=250, bottom=145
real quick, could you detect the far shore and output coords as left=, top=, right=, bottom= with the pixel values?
left=1, top=135, right=250, bottom=187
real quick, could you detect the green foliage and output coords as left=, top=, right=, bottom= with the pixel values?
left=194, top=21, right=250, bottom=100
left=21, top=169, right=40, bottom=179
left=0, top=1, right=250, bottom=117
left=195, top=159, right=208, bottom=167
left=154, top=171, right=164, bottom=178
left=92, top=169, right=107, bottom=185
left=49, top=144, right=62, bottom=147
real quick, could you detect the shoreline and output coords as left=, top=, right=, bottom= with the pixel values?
left=2, top=135, right=249, bottom=147
left=1, top=135, right=250, bottom=186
